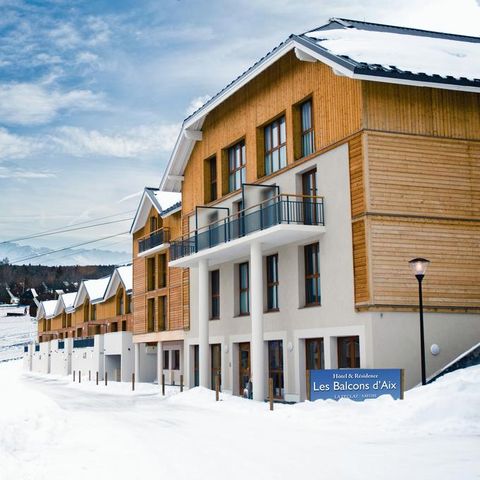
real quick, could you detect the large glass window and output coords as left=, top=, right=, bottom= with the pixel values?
left=117, top=288, right=124, bottom=315
left=264, top=116, right=287, bottom=175
left=337, top=336, right=360, bottom=368
left=210, top=270, right=220, bottom=319
left=239, top=262, right=249, bottom=315
left=228, top=141, right=246, bottom=192
left=266, top=254, right=279, bottom=311
left=158, top=295, right=166, bottom=331
left=147, top=257, right=156, bottom=291
left=300, top=99, right=314, bottom=157
left=208, top=156, right=217, bottom=202
left=304, top=243, right=321, bottom=306
left=147, top=298, right=155, bottom=332
left=157, top=253, right=167, bottom=288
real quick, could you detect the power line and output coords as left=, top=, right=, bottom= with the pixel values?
left=0, top=218, right=133, bottom=245
left=10, top=231, right=130, bottom=265
left=52, top=238, right=132, bottom=263
left=0, top=209, right=136, bottom=244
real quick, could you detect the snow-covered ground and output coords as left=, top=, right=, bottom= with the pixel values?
left=0, top=360, right=479, bottom=480
left=0, top=309, right=36, bottom=363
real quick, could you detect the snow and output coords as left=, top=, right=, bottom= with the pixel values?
left=0, top=310, right=35, bottom=362
left=83, top=275, right=110, bottom=302
left=39, top=299, right=57, bottom=319
left=1, top=359, right=479, bottom=480
left=305, top=28, right=480, bottom=81
left=116, top=264, right=132, bottom=292
left=153, top=190, right=181, bottom=212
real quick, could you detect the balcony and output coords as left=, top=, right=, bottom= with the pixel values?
left=138, top=227, right=170, bottom=255
left=170, top=194, right=325, bottom=267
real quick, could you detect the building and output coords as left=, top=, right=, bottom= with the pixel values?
left=158, top=18, right=480, bottom=401
left=29, top=265, right=135, bottom=381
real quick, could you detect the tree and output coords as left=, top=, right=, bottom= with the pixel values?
left=0, top=257, right=9, bottom=265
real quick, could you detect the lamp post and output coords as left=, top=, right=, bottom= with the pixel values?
left=409, top=257, right=430, bottom=386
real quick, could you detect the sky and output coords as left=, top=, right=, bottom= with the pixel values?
left=0, top=0, right=479, bottom=257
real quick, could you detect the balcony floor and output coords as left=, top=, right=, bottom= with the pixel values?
left=169, top=223, right=326, bottom=268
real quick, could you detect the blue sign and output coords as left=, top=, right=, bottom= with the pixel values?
left=309, top=369, right=402, bottom=401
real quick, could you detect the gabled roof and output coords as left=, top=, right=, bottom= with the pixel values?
left=160, top=17, right=480, bottom=192
left=103, top=264, right=133, bottom=300
left=53, top=292, right=77, bottom=316
left=130, top=187, right=181, bottom=234
left=36, top=300, right=58, bottom=321
left=73, top=275, right=111, bottom=307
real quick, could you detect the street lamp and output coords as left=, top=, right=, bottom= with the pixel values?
left=409, top=257, right=430, bottom=385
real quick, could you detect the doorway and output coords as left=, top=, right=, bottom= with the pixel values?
left=211, top=344, right=221, bottom=390
left=238, top=342, right=250, bottom=395
left=268, top=340, right=284, bottom=399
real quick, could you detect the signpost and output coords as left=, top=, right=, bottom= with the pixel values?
left=309, top=369, right=404, bottom=401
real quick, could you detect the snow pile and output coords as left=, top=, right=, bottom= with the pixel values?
left=305, top=28, right=480, bottom=80
left=0, top=362, right=478, bottom=480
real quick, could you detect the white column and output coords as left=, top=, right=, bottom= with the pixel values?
left=198, top=258, right=209, bottom=388
left=250, top=241, right=265, bottom=401
left=157, top=341, right=163, bottom=385
left=134, top=343, right=140, bottom=381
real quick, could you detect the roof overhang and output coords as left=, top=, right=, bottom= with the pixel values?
left=104, top=267, right=132, bottom=300
left=159, top=33, right=480, bottom=193
left=130, top=189, right=162, bottom=234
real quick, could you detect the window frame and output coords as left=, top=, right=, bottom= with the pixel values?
left=266, top=254, right=279, bottom=311
left=304, top=243, right=321, bottom=306
left=208, top=156, right=217, bottom=202
left=238, top=262, right=250, bottom=316
left=264, top=115, right=287, bottom=176
left=157, top=253, right=167, bottom=289
left=210, top=269, right=220, bottom=319
left=300, top=99, right=315, bottom=158
left=227, top=140, right=246, bottom=193
left=157, top=295, right=167, bottom=331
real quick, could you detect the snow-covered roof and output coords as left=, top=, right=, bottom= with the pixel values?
left=160, top=18, right=480, bottom=193
left=36, top=300, right=58, bottom=320
left=53, top=292, right=77, bottom=316
left=74, top=275, right=111, bottom=307
left=130, top=188, right=181, bottom=234
left=304, top=22, right=480, bottom=84
left=104, top=265, right=133, bottom=300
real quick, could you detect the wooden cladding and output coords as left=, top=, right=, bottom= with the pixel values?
left=352, top=219, right=369, bottom=304
left=363, top=82, right=480, bottom=140
left=369, top=216, right=480, bottom=309
left=348, top=134, right=366, bottom=218
left=366, top=132, right=480, bottom=219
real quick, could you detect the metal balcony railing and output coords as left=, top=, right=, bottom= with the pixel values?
left=138, top=227, right=169, bottom=254
left=170, top=194, right=324, bottom=261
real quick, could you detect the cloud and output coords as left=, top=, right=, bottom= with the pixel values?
left=0, top=83, right=103, bottom=126
left=50, top=123, right=180, bottom=158
left=186, top=95, right=211, bottom=116
left=0, top=159, right=55, bottom=179
left=0, top=128, right=37, bottom=158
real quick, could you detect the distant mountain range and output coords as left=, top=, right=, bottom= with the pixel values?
left=0, top=242, right=131, bottom=266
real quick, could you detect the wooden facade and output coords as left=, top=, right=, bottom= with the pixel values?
left=132, top=204, right=189, bottom=337
left=176, top=49, right=480, bottom=313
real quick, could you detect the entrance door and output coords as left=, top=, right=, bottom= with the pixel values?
left=302, top=168, right=318, bottom=225
left=238, top=342, right=250, bottom=395
left=268, top=340, right=284, bottom=399
left=193, top=345, right=199, bottom=387
left=306, top=338, right=324, bottom=370
left=211, top=344, right=221, bottom=390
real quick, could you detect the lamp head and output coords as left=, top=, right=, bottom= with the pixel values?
left=409, top=257, right=430, bottom=278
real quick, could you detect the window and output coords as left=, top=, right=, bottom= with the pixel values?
left=147, top=257, right=156, bottom=291
left=300, top=99, right=314, bottom=157
left=239, top=262, right=249, bottom=315
left=62, top=312, right=66, bottom=329
left=210, top=270, right=220, bottom=319
left=121, top=320, right=127, bottom=331
left=337, top=336, right=360, bottom=368
left=158, top=295, right=166, bottom=331
left=304, top=243, right=321, bottom=306
left=83, top=299, right=90, bottom=322
left=126, top=294, right=132, bottom=314
left=228, top=140, right=246, bottom=192
left=147, top=298, right=155, bottom=332
left=266, top=254, right=279, bottom=311
left=264, top=116, right=286, bottom=175
left=163, top=350, right=170, bottom=370
left=91, top=304, right=96, bottom=321
left=206, top=156, right=217, bottom=202
left=149, top=216, right=158, bottom=233
left=172, top=350, right=180, bottom=370
left=158, top=253, right=167, bottom=288
left=117, top=288, right=124, bottom=315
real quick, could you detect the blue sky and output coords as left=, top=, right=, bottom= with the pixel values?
left=0, top=0, right=479, bottom=256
